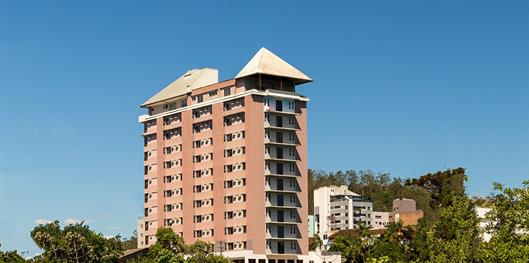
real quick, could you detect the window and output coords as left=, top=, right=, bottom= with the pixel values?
left=223, top=87, right=232, bottom=96
left=193, top=95, right=204, bottom=103
left=209, top=90, right=218, bottom=97
left=289, top=194, right=296, bottom=203
left=290, top=242, right=297, bottom=250
left=288, top=116, right=295, bottom=125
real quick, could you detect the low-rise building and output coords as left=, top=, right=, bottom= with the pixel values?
left=371, top=198, right=424, bottom=229
left=314, top=185, right=372, bottom=238
left=371, top=212, right=392, bottom=230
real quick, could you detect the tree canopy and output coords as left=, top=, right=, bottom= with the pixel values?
left=29, top=220, right=122, bottom=262
left=145, top=227, right=231, bottom=263
left=317, top=169, right=529, bottom=263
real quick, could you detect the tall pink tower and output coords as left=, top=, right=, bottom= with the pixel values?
left=139, top=48, right=315, bottom=263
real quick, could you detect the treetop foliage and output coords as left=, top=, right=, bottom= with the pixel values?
left=323, top=169, right=529, bottom=263
left=309, top=168, right=469, bottom=223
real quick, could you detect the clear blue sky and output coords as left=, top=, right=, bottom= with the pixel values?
left=1, top=0, right=527, bottom=256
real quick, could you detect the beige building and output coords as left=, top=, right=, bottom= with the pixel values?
left=371, top=198, right=424, bottom=229
left=371, top=212, right=392, bottom=230
left=139, top=48, right=333, bottom=263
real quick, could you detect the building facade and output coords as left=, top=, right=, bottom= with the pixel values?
left=307, top=215, right=315, bottom=237
left=313, top=186, right=372, bottom=238
left=139, top=48, right=320, bottom=262
left=370, top=198, right=424, bottom=229
left=370, top=212, right=392, bottom=230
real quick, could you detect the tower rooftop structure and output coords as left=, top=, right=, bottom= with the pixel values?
left=142, top=68, right=219, bottom=107
left=235, top=47, right=312, bottom=85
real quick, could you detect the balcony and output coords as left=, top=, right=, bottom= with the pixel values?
left=265, top=178, right=300, bottom=193
left=265, top=161, right=298, bottom=177
left=265, top=240, right=301, bottom=255
left=266, top=209, right=301, bottom=224
left=264, top=113, right=299, bottom=131
left=265, top=193, right=301, bottom=208
left=266, top=224, right=302, bottom=243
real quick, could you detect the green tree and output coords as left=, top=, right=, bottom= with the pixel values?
left=329, top=234, right=362, bottom=263
left=309, top=234, right=323, bottom=251
left=0, top=244, right=25, bottom=263
left=146, top=228, right=231, bottom=263
left=369, top=223, right=407, bottom=262
left=328, top=223, right=374, bottom=263
left=406, top=167, right=467, bottom=208
left=147, top=228, right=186, bottom=263
left=121, top=230, right=138, bottom=250
left=187, top=240, right=231, bottom=263
left=30, top=220, right=122, bottom=262
left=477, top=181, right=529, bottom=263
left=426, top=195, right=480, bottom=263
left=408, top=219, right=430, bottom=262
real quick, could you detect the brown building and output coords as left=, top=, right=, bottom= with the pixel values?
left=139, top=48, right=321, bottom=262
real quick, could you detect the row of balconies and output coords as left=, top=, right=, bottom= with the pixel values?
left=265, top=240, right=301, bottom=255
left=264, top=113, right=299, bottom=130
left=265, top=161, right=298, bottom=176
left=263, top=97, right=296, bottom=114
left=265, top=145, right=299, bottom=161
left=265, top=177, right=300, bottom=192
left=265, top=193, right=300, bottom=208
left=264, top=129, right=299, bottom=146
left=266, top=224, right=301, bottom=239
left=265, top=208, right=301, bottom=224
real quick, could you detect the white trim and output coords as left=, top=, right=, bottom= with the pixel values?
left=139, top=90, right=310, bottom=123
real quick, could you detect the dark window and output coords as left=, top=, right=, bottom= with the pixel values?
left=276, top=147, right=283, bottom=159
left=277, top=178, right=284, bottom=191
left=276, top=116, right=283, bottom=127
left=277, top=163, right=284, bottom=174
left=276, top=132, right=283, bottom=143
left=276, top=100, right=283, bottom=111
left=277, top=194, right=284, bottom=206
left=277, top=210, right=284, bottom=222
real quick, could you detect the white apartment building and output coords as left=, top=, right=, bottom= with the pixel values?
left=313, top=186, right=372, bottom=238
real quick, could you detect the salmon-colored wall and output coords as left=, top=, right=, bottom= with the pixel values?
left=143, top=78, right=310, bottom=255
left=245, top=94, right=266, bottom=253
left=212, top=101, right=226, bottom=246
left=296, top=101, right=309, bottom=254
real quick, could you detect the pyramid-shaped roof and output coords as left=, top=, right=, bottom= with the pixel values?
left=141, top=68, right=218, bottom=107
left=235, top=48, right=312, bottom=85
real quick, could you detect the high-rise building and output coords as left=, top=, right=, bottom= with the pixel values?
left=139, top=48, right=320, bottom=262
left=313, top=186, right=373, bottom=238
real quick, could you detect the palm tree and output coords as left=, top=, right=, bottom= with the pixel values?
left=310, top=234, right=324, bottom=251
left=357, top=223, right=373, bottom=263
left=329, top=235, right=362, bottom=263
